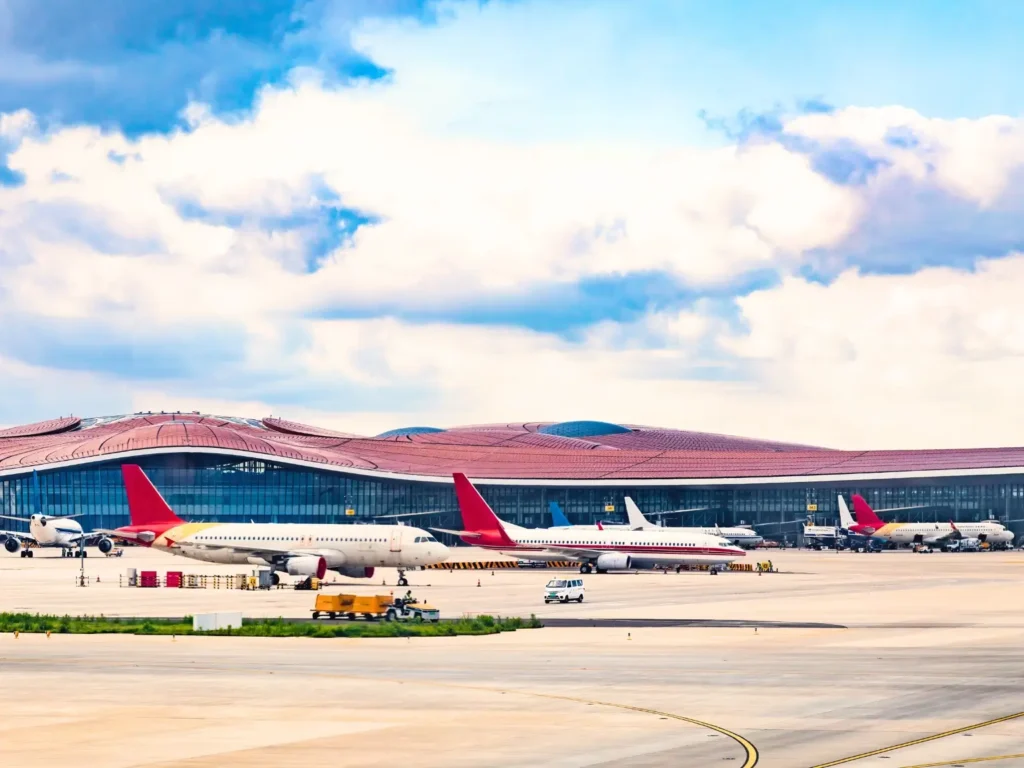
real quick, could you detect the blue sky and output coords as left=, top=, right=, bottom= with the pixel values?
left=1, top=0, right=1023, bottom=447
left=2, top=1, right=1022, bottom=138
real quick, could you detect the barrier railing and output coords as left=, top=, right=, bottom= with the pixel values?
left=425, top=560, right=577, bottom=570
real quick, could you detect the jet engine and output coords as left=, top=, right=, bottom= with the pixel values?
left=3, top=537, right=20, bottom=554
left=286, top=555, right=327, bottom=579
left=595, top=553, right=631, bottom=571
left=335, top=566, right=375, bottom=579
left=96, top=537, right=114, bottom=554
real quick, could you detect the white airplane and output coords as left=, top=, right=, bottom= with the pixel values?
left=0, top=471, right=115, bottom=558
left=436, top=473, right=745, bottom=574
left=101, top=465, right=450, bottom=586
left=849, top=495, right=1014, bottom=548
left=624, top=497, right=764, bottom=549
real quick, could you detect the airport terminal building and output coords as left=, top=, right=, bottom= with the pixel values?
left=3, top=413, right=1024, bottom=543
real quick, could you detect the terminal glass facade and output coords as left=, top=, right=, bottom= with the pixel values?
left=2, top=453, right=1024, bottom=544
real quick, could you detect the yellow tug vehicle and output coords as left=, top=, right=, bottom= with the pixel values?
left=312, top=593, right=440, bottom=622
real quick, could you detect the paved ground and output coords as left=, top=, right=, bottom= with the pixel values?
left=2, top=548, right=1024, bottom=766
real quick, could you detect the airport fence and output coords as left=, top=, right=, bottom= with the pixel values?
left=424, top=560, right=576, bottom=570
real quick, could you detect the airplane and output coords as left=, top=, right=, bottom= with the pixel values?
left=848, top=495, right=1014, bottom=548
left=623, top=497, right=764, bottom=548
left=548, top=501, right=627, bottom=529
left=0, top=470, right=115, bottom=558
left=435, top=473, right=745, bottom=574
left=99, top=465, right=450, bottom=586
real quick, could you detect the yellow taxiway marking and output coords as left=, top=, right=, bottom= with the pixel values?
left=504, top=690, right=758, bottom=768
left=810, top=711, right=1024, bottom=767
left=899, top=753, right=1024, bottom=767
left=4, top=653, right=759, bottom=767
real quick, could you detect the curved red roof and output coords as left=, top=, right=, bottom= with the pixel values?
left=262, top=417, right=362, bottom=439
left=0, top=416, right=81, bottom=439
left=1, top=413, right=1024, bottom=483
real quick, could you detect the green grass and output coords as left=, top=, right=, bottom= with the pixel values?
left=0, top=612, right=542, bottom=638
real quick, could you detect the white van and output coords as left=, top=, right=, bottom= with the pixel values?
left=543, top=577, right=585, bottom=603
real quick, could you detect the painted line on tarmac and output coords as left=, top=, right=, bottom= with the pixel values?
left=4, top=652, right=759, bottom=766
left=809, top=711, right=1024, bottom=767
left=501, top=689, right=758, bottom=768
left=899, top=753, right=1024, bottom=767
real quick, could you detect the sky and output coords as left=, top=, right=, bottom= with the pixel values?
left=2, top=0, right=1024, bottom=448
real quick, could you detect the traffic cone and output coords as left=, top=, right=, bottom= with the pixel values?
left=477, top=578, right=481, bottom=587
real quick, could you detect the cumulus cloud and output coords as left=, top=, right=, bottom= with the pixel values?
left=2, top=1, right=1024, bottom=450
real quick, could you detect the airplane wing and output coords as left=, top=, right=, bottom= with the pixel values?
left=429, top=528, right=481, bottom=538
left=373, top=510, right=447, bottom=520
left=164, top=539, right=327, bottom=565
left=529, top=545, right=594, bottom=561
left=921, top=522, right=964, bottom=545
left=0, top=529, right=36, bottom=544
left=874, top=504, right=930, bottom=513
left=93, top=528, right=157, bottom=543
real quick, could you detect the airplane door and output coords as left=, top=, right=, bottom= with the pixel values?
left=389, top=529, right=402, bottom=552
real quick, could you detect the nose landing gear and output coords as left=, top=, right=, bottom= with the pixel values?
left=397, top=569, right=409, bottom=587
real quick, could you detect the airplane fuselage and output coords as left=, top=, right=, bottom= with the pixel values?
left=489, top=525, right=745, bottom=569
left=145, top=522, right=449, bottom=570
left=29, top=515, right=84, bottom=549
left=854, top=521, right=1013, bottom=546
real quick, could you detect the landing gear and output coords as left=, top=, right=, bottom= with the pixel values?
left=271, top=572, right=281, bottom=587
left=579, top=563, right=593, bottom=574
left=397, top=569, right=409, bottom=587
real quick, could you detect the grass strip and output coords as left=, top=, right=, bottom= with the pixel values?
left=0, top=612, right=542, bottom=638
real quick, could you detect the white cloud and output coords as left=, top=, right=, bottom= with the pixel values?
left=786, top=106, right=1024, bottom=205
left=3, top=6, right=1024, bottom=449
left=0, top=72, right=863, bottom=329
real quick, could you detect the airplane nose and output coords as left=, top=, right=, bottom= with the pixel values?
left=436, top=543, right=451, bottom=561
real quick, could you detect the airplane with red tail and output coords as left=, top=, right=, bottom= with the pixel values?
left=433, top=473, right=745, bottom=574
left=99, top=465, right=449, bottom=585
left=847, top=494, right=1014, bottom=547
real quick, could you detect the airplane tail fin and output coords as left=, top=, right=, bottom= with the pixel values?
left=838, top=495, right=856, bottom=530
left=549, top=500, right=571, bottom=527
left=452, top=473, right=516, bottom=546
left=624, top=497, right=656, bottom=530
left=851, top=495, right=884, bottom=529
left=121, top=465, right=183, bottom=527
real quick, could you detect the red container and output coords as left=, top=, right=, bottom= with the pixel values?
left=139, top=570, right=158, bottom=588
left=165, top=571, right=182, bottom=588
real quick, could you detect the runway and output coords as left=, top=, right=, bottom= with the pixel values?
left=2, top=549, right=1024, bottom=766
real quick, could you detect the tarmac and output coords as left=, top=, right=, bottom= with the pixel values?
left=2, top=547, right=1024, bottom=766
